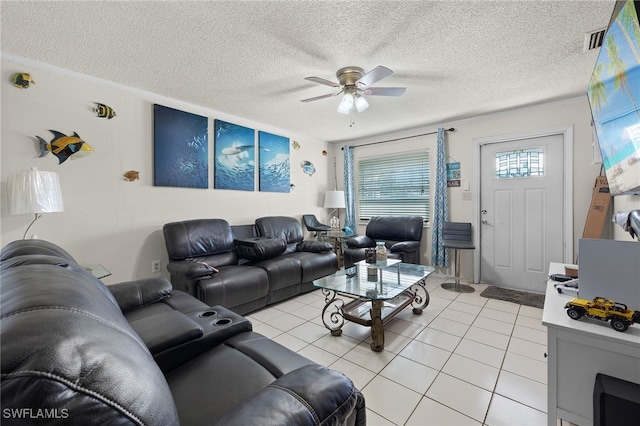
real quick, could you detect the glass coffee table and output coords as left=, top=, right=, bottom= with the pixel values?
left=313, top=260, right=435, bottom=352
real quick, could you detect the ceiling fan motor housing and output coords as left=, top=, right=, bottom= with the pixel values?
left=336, top=66, right=364, bottom=87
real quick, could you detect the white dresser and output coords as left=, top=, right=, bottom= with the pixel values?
left=542, top=262, right=640, bottom=426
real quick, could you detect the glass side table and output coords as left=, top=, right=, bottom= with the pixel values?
left=320, top=231, right=356, bottom=268
left=83, top=264, right=111, bottom=279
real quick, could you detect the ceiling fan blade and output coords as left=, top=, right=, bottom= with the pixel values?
left=365, top=87, right=406, bottom=96
left=356, top=65, right=393, bottom=88
left=304, top=76, right=340, bottom=88
left=300, top=93, right=337, bottom=103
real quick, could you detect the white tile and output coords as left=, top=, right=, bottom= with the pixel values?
left=313, top=332, right=361, bottom=357
left=501, top=352, right=547, bottom=385
left=379, top=355, right=439, bottom=394
left=365, top=408, right=396, bottom=426
left=479, top=307, right=517, bottom=323
left=484, top=298, right=520, bottom=314
left=365, top=330, right=412, bottom=354
left=251, top=322, right=283, bottom=339
left=442, top=353, right=500, bottom=391
left=272, top=333, right=308, bottom=352
left=471, top=316, right=515, bottom=336
left=362, top=375, right=422, bottom=426
left=464, top=326, right=510, bottom=351
left=329, top=358, right=377, bottom=391
left=516, top=314, right=546, bottom=332
left=272, top=298, right=306, bottom=313
left=494, top=370, right=547, bottom=413
left=428, top=316, right=470, bottom=337
left=455, top=339, right=506, bottom=369
left=248, top=306, right=285, bottom=322
left=455, top=290, right=490, bottom=307
left=287, top=321, right=328, bottom=343
left=400, top=339, right=453, bottom=371
left=438, top=307, right=478, bottom=326
left=485, top=393, right=547, bottom=426
left=512, top=324, right=547, bottom=345
left=294, top=290, right=324, bottom=305
left=396, top=309, right=439, bottom=327
left=448, top=300, right=484, bottom=315
left=268, top=312, right=308, bottom=332
left=414, top=327, right=461, bottom=352
left=507, top=337, right=547, bottom=363
left=343, top=341, right=397, bottom=374
left=341, top=321, right=372, bottom=341
left=384, top=317, right=426, bottom=339
left=406, top=397, right=481, bottom=426
left=297, top=344, right=339, bottom=367
left=518, top=305, right=543, bottom=319
left=289, top=304, right=322, bottom=321
left=426, top=373, right=492, bottom=422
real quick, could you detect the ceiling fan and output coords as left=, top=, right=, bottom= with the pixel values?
left=301, top=66, right=406, bottom=114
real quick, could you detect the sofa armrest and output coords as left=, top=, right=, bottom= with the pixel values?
left=390, top=241, right=421, bottom=253
left=130, top=310, right=204, bottom=354
left=108, top=277, right=173, bottom=313
left=167, top=260, right=218, bottom=280
left=345, top=236, right=375, bottom=249
left=296, top=240, right=333, bottom=253
left=213, top=364, right=365, bottom=426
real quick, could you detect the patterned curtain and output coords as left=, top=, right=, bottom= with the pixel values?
left=431, top=128, right=449, bottom=267
left=343, top=145, right=356, bottom=233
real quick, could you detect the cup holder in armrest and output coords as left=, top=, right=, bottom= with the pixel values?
left=213, top=318, right=232, bottom=326
left=199, top=310, right=217, bottom=317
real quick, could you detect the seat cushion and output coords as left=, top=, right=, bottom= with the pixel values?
left=196, top=265, right=269, bottom=308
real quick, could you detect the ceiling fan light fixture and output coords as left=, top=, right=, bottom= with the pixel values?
left=355, top=95, right=369, bottom=112
left=337, top=93, right=354, bottom=114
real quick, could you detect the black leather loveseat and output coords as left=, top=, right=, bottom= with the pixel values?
left=163, top=216, right=338, bottom=315
left=0, top=239, right=365, bottom=425
left=344, top=216, right=424, bottom=268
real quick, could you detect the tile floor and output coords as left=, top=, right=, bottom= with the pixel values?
left=246, top=275, right=552, bottom=426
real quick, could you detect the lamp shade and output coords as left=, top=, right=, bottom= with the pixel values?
left=324, top=190, right=345, bottom=209
left=9, top=168, right=64, bottom=215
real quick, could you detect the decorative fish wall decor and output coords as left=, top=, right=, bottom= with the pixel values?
left=301, top=160, right=315, bottom=176
left=37, top=130, right=94, bottom=164
left=94, top=103, right=117, bottom=119
left=292, top=140, right=300, bottom=150
left=11, top=73, right=35, bottom=89
left=123, top=170, right=140, bottom=182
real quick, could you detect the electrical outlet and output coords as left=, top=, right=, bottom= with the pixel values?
left=151, top=260, right=161, bottom=274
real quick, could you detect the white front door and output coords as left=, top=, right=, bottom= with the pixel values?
left=478, top=133, right=567, bottom=292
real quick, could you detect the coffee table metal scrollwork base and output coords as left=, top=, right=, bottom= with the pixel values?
left=316, top=262, right=434, bottom=352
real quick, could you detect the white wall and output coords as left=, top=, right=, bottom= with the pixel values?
left=330, top=97, right=640, bottom=281
left=1, top=56, right=332, bottom=283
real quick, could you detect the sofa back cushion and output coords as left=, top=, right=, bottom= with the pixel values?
left=255, top=216, right=304, bottom=252
left=1, top=261, right=179, bottom=425
left=366, top=216, right=424, bottom=243
left=164, top=219, right=237, bottom=264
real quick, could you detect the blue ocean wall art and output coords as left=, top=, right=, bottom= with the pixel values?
left=259, top=131, right=290, bottom=193
left=153, top=104, right=208, bottom=189
left=214, top=119, right=255, bottom=191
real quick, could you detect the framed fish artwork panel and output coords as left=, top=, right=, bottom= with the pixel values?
left=214, top=120, right=255, bottom=191
left=258, top=131, right=290, bottom=193
left=153, top=104, right=208, bottom=189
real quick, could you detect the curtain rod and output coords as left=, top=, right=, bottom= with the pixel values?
left=341, top=127, right=455, bottom=150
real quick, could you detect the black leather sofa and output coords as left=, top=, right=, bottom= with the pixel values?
left=0, top=239, right=365, bottom=426
left=344, top=216, right=424, bottom=268
left=163, top=216, right=338, bottom=315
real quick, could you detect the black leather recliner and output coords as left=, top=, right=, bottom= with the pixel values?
left=0, top=239, right=366, bottom=426
left=163, top=217, right=337, bottom=315
left=343, top=215, right=424, bottom=268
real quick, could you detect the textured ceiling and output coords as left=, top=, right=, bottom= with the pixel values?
left=1, top=0, right=616, bottom=143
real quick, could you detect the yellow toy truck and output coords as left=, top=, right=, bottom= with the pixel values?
left=565, top=297, right=640, bottom=332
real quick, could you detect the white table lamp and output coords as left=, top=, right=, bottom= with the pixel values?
left=324, top=190, right=345, bottom=229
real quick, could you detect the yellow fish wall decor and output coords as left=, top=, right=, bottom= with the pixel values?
left=11, top=73, right=35, bottom=89
left=94, top=103, right=117, bottom=119
left=37, top=130, right=94, bottom=164
left=123, top=170, right=140, bottom=182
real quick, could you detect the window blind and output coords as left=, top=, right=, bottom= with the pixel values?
left=357, top=151, right=429, bottom=221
